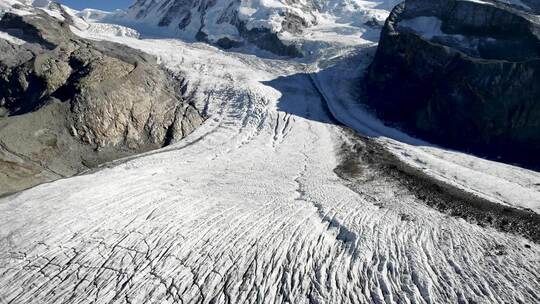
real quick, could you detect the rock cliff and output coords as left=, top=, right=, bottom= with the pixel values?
left=366, top=0, right=540, bottom=168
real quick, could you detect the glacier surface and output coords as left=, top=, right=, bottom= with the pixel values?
left=0, top=0, right=539, bottom=303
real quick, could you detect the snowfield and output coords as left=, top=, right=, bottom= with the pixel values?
left=1, top=0, right=540, bottom=303
left=118, top=0, right=401, bottom=45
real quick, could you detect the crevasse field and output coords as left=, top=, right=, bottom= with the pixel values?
left=1, top=0, right=539, bottom=303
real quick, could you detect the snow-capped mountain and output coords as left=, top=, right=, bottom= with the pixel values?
left=117, top=0, right=400, bottom=55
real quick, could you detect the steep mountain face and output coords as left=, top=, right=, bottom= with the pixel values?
left=121, top=0, right=400, bottom=56
left=124, top=0, right=313, bottom=56
left=366, top=0, right=540, bottom=168
left=0, top=6, right=203, bottom=194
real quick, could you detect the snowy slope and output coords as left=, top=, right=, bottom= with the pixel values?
left=0, top=0, right=540, bottom=303
left=75, top=0, right=400, bottom=56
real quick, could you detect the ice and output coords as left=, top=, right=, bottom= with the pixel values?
left=0, top=0, right=539, bottom=303
left=83, top=22, right=141, bottom=38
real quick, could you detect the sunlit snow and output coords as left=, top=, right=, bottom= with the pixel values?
left=0, top=0, right=539, bottom=303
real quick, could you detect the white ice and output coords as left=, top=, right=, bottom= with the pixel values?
left=0, top=0, right=539, bottom=303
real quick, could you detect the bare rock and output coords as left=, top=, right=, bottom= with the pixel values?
left=0, top=11, right=204, bottom=195
left=366, top=0, right=540, bottom=169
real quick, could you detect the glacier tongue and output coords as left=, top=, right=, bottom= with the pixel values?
left=1, top=0, right=540, bottom=303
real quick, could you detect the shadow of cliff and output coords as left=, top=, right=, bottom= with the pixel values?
left=263, top=73, right=339, bottom=125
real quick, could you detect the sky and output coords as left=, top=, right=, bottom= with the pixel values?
left=56, top=0, right=133, bottom=11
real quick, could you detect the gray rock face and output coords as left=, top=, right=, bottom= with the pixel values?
left=0, top=11, right=204, bottom=194
left=366, top=0, right=540, bottom=168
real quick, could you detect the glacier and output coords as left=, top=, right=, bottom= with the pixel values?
left=0, top=0, right=539, bottom=303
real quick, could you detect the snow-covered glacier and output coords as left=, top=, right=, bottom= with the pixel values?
left=81, top=0, right=401, bottom=56
left=0, top=0, right=539, bottom=303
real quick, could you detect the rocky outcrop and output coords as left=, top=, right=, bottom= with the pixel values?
left=366, top=0, right=540, bottom=168
left=0, top=11, right=204, bottom=194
